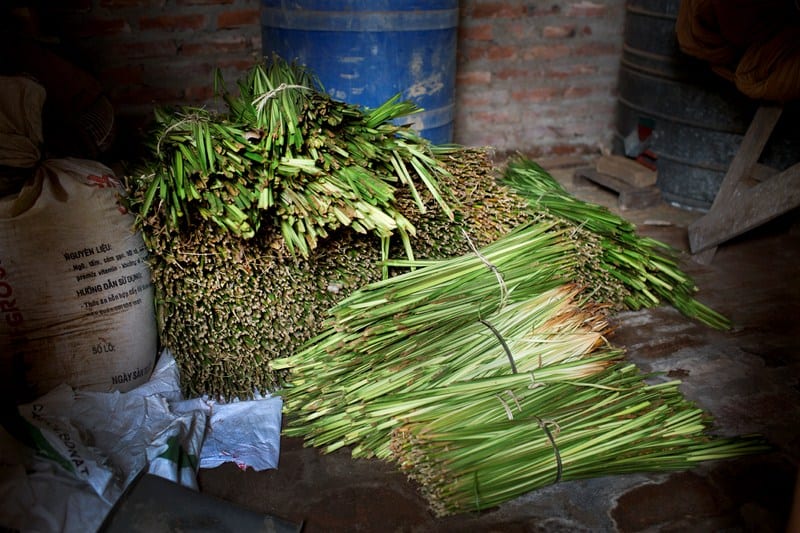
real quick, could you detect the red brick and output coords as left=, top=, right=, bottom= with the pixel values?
left=543, top=64, right=598, bottom=78
left=98, top=64, right=145, bottom=85
left=457, top=89, right=510, bottom=107
left=178, top=0, right=234, bottom=4
left=184, top=85, right=216, bottom=102
left=487, top=45, right=516, bottom=60
left=146, top=62, right=214, bottom=84
left=519, top=122, right=558, bottom=139
left=543, top=25, right=576, bottom=39
left=508, top=22, right=533, bottom=40
left=139, top=14, right=207, bottom=32
left=181, top=36, right=254, bottom=56
left=461, top=44, right=488, bottom=61
left=456, top=71, right=492, bottom=85
left=470, top=110, right=517, bottom=124
left=216, top=57, right=259, bottom=71
left=217, top=8, right=260, bottom=29
left=528, top=4, right=562, bottom=16
left=567, top=1, right=608, bottom=17
left=573, top=42, right=618, bottom=56
left=471, top=2, right=526, bottom=18
left=100, top=0, right=157, bottom=6
left=495, top=68, right=531, bottom=80
left=458, top=120, right=511, bottom=136
left=534, top=102, right=613, bottom=119
left=460, top=24, right=493, bottom=41
left=109, top=40, right=180, bottom=59
left=66, top=17, right=130, bottom=38
left=457, top=94, right=490, bottom=108
left=564, top=86, right=594, bottom=98
left=513, top=145, right=546, bottom=159
left=511, top=87, right=561, bottom=102
left=550, top=144, right=582, bottom=155
left=538, top=68, right=569, bottom=80
left=522, top=44, right=570, bottom=61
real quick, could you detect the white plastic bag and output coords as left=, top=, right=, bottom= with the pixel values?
left=0, top=349, right=284, bottom=532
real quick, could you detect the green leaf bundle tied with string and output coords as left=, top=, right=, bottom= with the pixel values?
left=500, top=156, right=731, bottom=329
left=274, top=216, right=768, bottom=516
left=127, top=54, right=456, bottom=262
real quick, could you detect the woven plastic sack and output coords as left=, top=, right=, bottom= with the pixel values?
left=0, top=158, right=157, bottom=401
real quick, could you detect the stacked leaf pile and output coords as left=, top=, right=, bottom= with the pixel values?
left=124, top=56, right=768, bottom=514
left=129, top=56, right=728, bottom=403
left=274, top=215, right=768, bottom=516
left=143, top=150, right=526, bottom=398
left=272, top=219, right=610, bottom=457
left=390, top=363, right=767, bottom=516
left=126, top=56, right=532, bottom=398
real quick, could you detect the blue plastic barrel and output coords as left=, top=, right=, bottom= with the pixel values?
left=260, top=0, right=458, bottom=144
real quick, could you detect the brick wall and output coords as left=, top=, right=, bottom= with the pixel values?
left=27, top=0, right=262, bottom=121
left=23, top=0, right=625, bottom=157
left=456, top=1, right=626, bottom=156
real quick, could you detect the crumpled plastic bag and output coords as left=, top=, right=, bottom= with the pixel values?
left=173, top=394, right=283, bottom=472
left=0, top=349, right=283, bottom=532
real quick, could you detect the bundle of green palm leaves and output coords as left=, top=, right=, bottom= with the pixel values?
left=121, top=55, right=767, bottom=516
left=125, top=55, right=736, bottom=451
left=501, top=156, right=730, bottom=328
left=274, top=216, right=767, bottom=516
left=127, top=55, right=455, bottom=260
left=144, top=149, right=519, bottom=398
left=272, top=250, right=615, bottom=458
left=391, top=362, right=768, bottom=516
left=272, top=155, right=765, bottom=517
left=124, top=56, right=529, bottom=398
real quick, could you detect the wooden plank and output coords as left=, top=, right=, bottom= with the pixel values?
left=689, top=161, right=800, bottom=252
left=708, top=105, right=783, bottom=209
left=689, top=105, right=784, bottom=254
left=618, top=186, right=663, bottom=210
left=595, top=154, right=657, bottom=188
left=691, top=247, right=717, bottom=266
left=539, top=154, right=593, bottom=170
left=749, top=162, right=778, bottom=182
left=574, top=168, right=662, bottom=210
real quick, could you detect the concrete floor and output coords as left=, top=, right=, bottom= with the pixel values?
left=198, top=161, right=800, bottom=532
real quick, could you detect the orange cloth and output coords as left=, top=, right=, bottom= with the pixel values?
left=676, top=0, right=800, bottom=102
left=711, top=0, right=786, bottom=49
left=676, top=0, right=739, bottom=67
left=735, top=25, right=800, bottom=102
